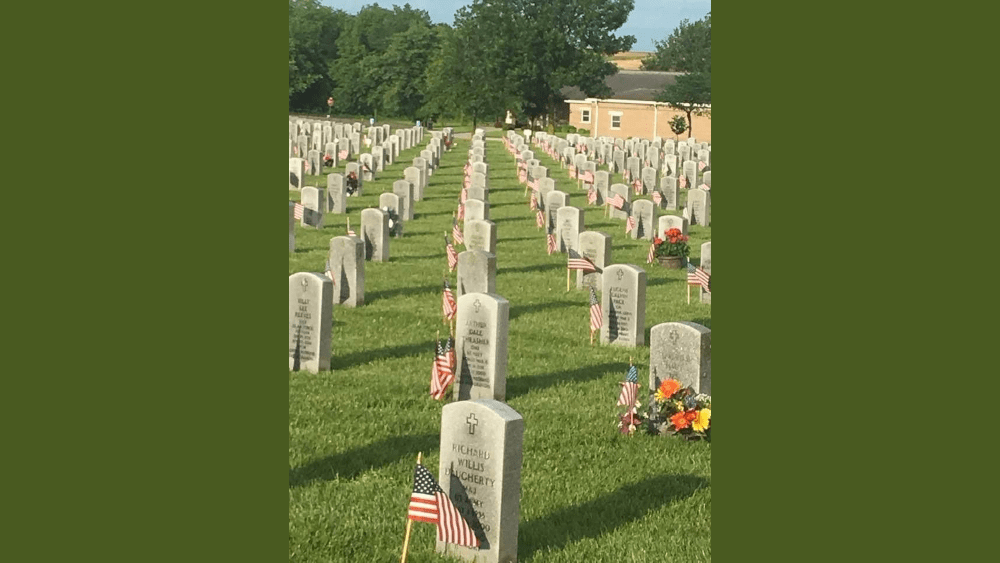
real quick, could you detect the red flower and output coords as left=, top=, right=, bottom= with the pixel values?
left=670, top=410, right=698, bottom=430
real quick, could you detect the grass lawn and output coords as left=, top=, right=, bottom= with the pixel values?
left=289, top=133, right=711, bottom=562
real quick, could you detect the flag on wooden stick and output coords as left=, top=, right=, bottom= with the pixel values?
left=442, top=279, right=456, bottom=321
left=546, top=227, right=557, bottom=255
left=588, top=286, right=602, bottom=338
left=652, top=191, right=662, bottom=205
left=687, top=262, right=711, bottom=292
left=293, top=202, right=304, bottom=220
left=625, top=215, right=637, bottom=235
left=445, top=235, right=458, bottom=271
left=452, top=217, right=464, bottom=245
left=587, top=187, right=597, bottom=205
left=408, top=463, right=480, bottom=547
left=567, top=249, right=598, bottom=273
left=617, top=364, right=639, bottom=412
left=536, top=209, right=545, bottom=229
left=647, top=241, right=656, bottom=264
left=608, top=193, right=626, bottom=210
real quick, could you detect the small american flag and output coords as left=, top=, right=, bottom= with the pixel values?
left=625, top=215, right=637, bottom=235
left=446, top=235, right=458, bottom=271
left=567, top=250, right=598, bottom=273
left=568, top=165, right=576, bottom=178
left=698, top=161, right=707, bottom=171
left=679, top=175, right=688, bottom=189
left=457, top=203, right=465, bottom=221
left=529, top=194, right=538, bottom=211
left=408, top=463, right=480, bottom=548
left=587, top=188, right=597, bottom=205
left=338, top=149, right=348, bottom=160
left=582, top=170, right=595, bottom=185
left=608, top=193, right=626, bottom=210
left=647, top=242, right=656, bottom=264
left=589, top=286, right=602, bottom=335
left=430, top=338, right=443, bottom=399
left=293, top=202, right=304, bottom=220
left=303, top=160, right=310, bottom=173
left=431, top=337, right=455, bottom=400
left=623, top=169, right=631, bottom=182
left=452, top=217, right=464, bottom=245
left=442, top=279, right=456, bottom=321
left=518, top=170, right=527, bottom=183
left=617, top=365, right=639, bottom=411
left=652, top=191, right=662, bottom=205
left=687, top=262, right=711, bottom=292
left=536, top=209, right=545, bottom=229
left=632, top=179, right=643, bottom=195
left=699, top=183, right=710, bottom=191
left=528, top=178, right=538, bottom=191
left=546, top=228, right=556, bottom=255
left=460, top=187, right=469, bottom=204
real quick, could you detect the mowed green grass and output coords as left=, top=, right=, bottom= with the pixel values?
left=289, top=131, right=711, bottom=562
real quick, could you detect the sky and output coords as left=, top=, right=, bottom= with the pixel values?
left=321, top=0, right=711, bottom=53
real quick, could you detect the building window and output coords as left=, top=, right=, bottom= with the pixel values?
left=609, top=112, right=622, bottom=130
left=581, top=109, right=591, bottom=123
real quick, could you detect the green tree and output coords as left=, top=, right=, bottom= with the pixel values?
left=657, top=72, right=710, bottom=138
left=288, top=0, right=347, bottom=111
left=648, top=12, right=711, bottom=137
left=641, top=12, right=711, bottom=73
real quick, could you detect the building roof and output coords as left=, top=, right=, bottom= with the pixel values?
left=560, top=70, right=683, bottom=102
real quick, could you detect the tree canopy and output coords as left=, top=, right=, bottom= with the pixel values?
left=646, top=12, right=711, bottom=137
left=288, top=0, right=637, bottom=126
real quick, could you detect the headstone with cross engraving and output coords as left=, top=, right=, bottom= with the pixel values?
left=457, top=250, right=496, bottom=299
left=556, top=206, right=584, bottom=254
left=545, top=191, right=569, bottom=233
left=289, top=272, right=333, bottom=373
left=576, top=231, right=611, bottom=291
left=649, top=321, right=711, bottom=401
left=601, top=264, right=646, bottom=347
left=688, top=188, right=711, bottom=226
left=659, top=176, right=678, bottom=210
left=464, top=219, right=497, bottom=256
left=392, top=179, right=414, bottom=221
left=658, top=215, right=689, bottom=240
left=630, top=199, right=655, bottom=241
left=328, top=236, right=365, bottom=308
left=464, top=198, right=489, bottom=222
left=608, top=183, right=631, bottom=220
left=360, top=208, right=389, bottom=262
left=437, top=399, right=523, bottom=563
left=454, top=293, right=509, bottom=402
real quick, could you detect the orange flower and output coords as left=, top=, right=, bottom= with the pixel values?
left=658, top=379, right=681, bottom=399
left=670, top=411, right=692, bottom=430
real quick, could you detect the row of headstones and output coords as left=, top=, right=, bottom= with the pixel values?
left=529, top=131, right=711, bottom=194
left=508, top=132, right=711, bottom=229
left=289, top=125, right=425, bottom=172
left=289, top=144, right=708, bottom=562
left=289, top=119, right=420, bottom=153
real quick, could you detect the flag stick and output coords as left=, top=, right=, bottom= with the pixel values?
left=687, top=283, right=691, bottom=305
left=400, top=452, right=422, bottom=563
left=566, top=265, right=571, bottom=292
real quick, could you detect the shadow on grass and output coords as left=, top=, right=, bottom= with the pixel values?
left=508, top=299, right=578, bottom=322
left=289, top=432, right=439, bottom=487
left=506, top=361, right=620, bottom=399
left=499, top=262, right=564, bottom=276
left=367, top=283, right=440, bottom=302
left=519, top=473, right=708, bottom=560
left=330, top=339, right=435, bottom=370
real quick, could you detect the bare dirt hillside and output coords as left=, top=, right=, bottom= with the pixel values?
left=608, top=51, right=652, bottom=70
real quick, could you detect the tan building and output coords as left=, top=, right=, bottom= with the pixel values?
left=562, top=70, right=711, bottom=142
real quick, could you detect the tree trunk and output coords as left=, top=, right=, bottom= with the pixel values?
left=472, top=109, right=477, bottom=135
left=686, top=110, right=694, bottom=138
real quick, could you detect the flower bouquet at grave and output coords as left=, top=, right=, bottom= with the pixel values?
left=648, top=378, right=711, bottom=440
left=652, top=228, right=690, bottom=259
left=323, top=154, right=334, bottom=168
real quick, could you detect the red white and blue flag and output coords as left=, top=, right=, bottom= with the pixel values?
left=408, top=463, right=479, bottom=547
left=442, top=279, right=457, bottom=321
left=617, top=364, right=639, bottom=411
left=445, top=235, right=458, bottom=271
left=589, top=286, right=602, bottom=336
left=687, top=262, right=711, bottom=292
left=608, top=193, right=626, bottom=210
left=293, top=202, right=304, bottom=220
